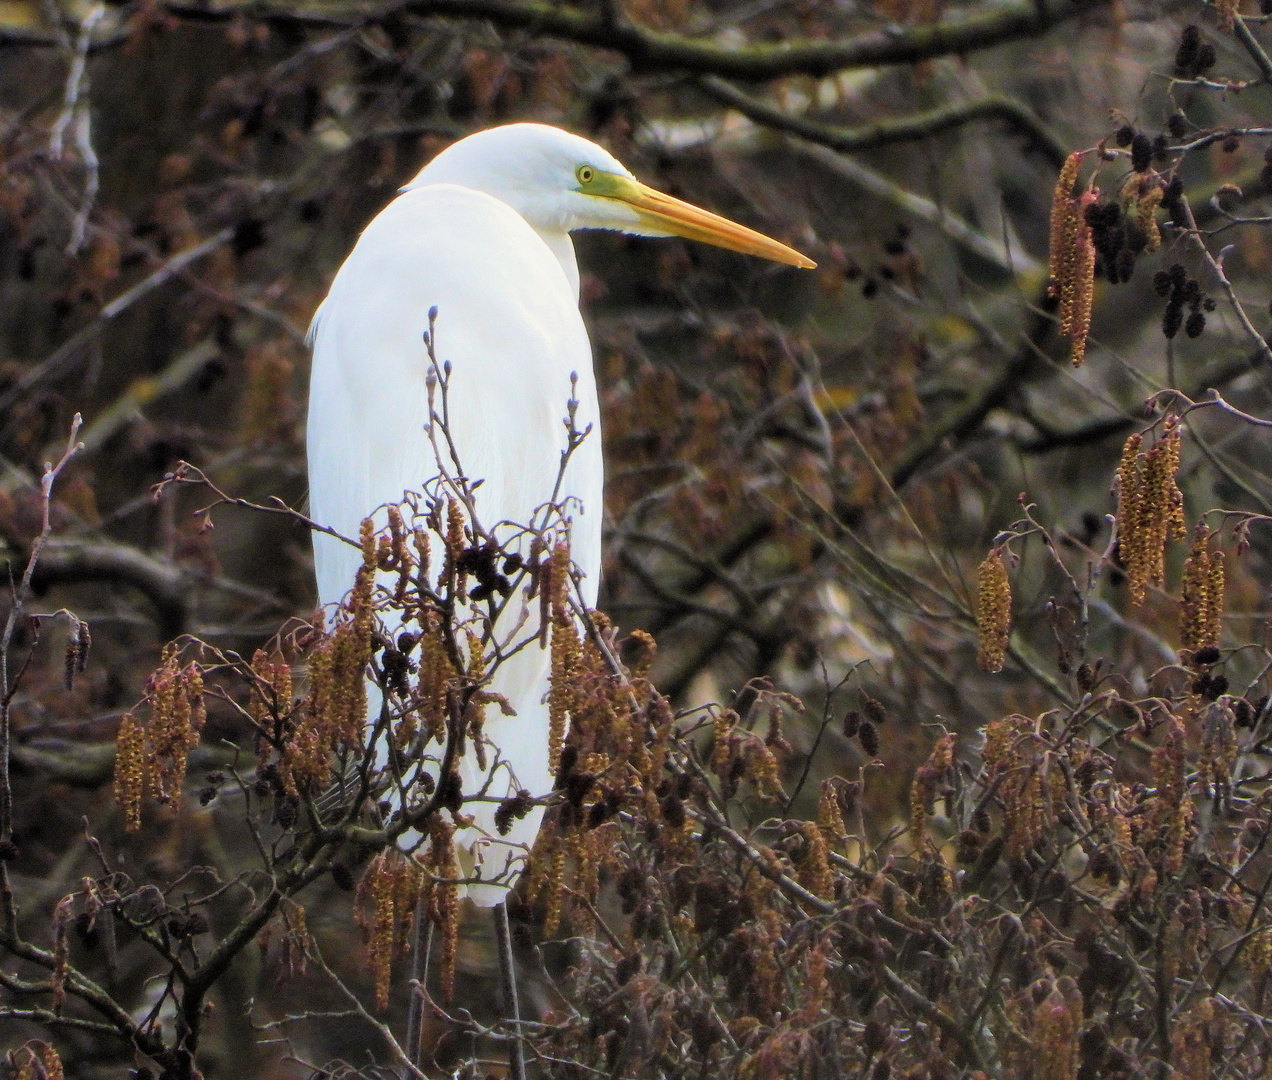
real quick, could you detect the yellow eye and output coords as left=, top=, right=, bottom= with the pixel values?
left=576, top=165, right=595, bottom=185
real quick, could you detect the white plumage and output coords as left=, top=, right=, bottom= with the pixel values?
left=306, top=123, right=812, bottom=905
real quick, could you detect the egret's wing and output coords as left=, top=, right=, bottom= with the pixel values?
left=306, top=184, right=603, bottom=903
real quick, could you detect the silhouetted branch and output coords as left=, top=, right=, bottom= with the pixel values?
left=10, top=0, right=1104, bottom=79
left=697, top=76, right=1067, bottom=168
left=27, top=537, right=288, bottom=638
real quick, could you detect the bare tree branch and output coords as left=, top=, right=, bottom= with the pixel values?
left=9, top=0, right=1105, bottom=79
left=697, top=75, right=1067, bottom=168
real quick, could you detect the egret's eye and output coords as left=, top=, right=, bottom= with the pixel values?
left=576, top=165, right=595, bottom=185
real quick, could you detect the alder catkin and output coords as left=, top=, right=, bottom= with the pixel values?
left=113, top=713, right=146, bottom=833
left=1180, top=523, right=1224, bottom=650
left=1117, top=422, right=1185, bottom=607
left=976, top=549, right=1011, bottom=673
left=1048, top=153, right=1083, bottom=298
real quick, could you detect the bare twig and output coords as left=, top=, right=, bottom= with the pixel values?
left=0, top=415, right=83, bottom=843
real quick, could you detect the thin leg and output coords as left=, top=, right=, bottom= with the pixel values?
left=405, top=898, right=432, bottom=1069
left=493, top=900, right=526, bottom=1080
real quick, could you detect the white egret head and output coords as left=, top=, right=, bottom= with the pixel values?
left=404, top=122, right=814, bottom=269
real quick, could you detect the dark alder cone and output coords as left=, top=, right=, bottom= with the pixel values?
left=858, top=718, right=880, bottom=756
left=1113, top=248, right=1135, bottom=283
left=1114, top=125, right=1135, bottom=147
left=1130, top=133, right=1153, bottom=172
left=1232, top=698, right=1255, bottom=728
left=862, top=697, right=887, bottom=726
left=1087, top=848, right=1120, bottom=885
left=1223, top=134, right=1241, bottom=152
left=554, top=744, right=579, bottom=787
left=659, top=793, right=686, bottom=828
left=380, top=647, right=410, bottom=695
left=617, top=868, right=644, bottom=914
left=1163, top=302, right=1184, bottom=339
left=438, top=769, right=463, bottom=812
left=1170, top=24, right=1200, bottom=73
left=1076, top=661, right=1097, bottom=692
left=1080, top=1023, right=1111, bottom=1080
left=1167, top=112, right=1188, bottom=138
left=1163, top=177, right=1185, bottom=215
left=688, top=1011, right=720, bottom=1054
left=842, top=709, right=861, bottom=738
left=564, top=770, right=595, bottom=808
left=956, top=829, right=984, bottom=864
left=331, top=865, right=355, bottom=891
left=495, top=789, right=534, bottom=835
left=862, top=1018, right=888, bottom=1055
left=615, top=953, right=641, bottom=985
left=1185, top=311, right=1206, bottom=337
left=1175, top=24, right=1201, bottom=71
left=1206, top=674, right=1229, bottom=700
left=1153, top=270, right=1173, bottom=297
left=1194, top=646, right=1222, bottom=667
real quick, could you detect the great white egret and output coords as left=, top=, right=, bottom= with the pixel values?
left=306, top=123, right=813, bottom=907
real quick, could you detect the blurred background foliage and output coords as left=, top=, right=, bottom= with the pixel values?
left=4, top=0, right=1272, bottom=1074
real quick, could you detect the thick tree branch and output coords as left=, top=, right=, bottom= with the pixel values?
left=11, top=0, right=1105, bottom=78
left=8, top=741, right=235, bottom=788
left=388, top=0, right=1103, bottom=77
left=21, top=537, right=286, bottom=638
left=697, top=76, right=1067, bottom=168
left=27, top=539, right=190, bottom=637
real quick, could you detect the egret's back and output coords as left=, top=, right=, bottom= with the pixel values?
left=307, top=183, right=602, bottom=904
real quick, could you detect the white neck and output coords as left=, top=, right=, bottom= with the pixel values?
left=535, top=229, right=580, bottom=303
